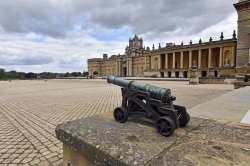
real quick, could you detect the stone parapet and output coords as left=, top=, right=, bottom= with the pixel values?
left=56, top=112, right=250, bottom=166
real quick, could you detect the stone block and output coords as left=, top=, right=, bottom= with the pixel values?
left=55, top=112, right=250, bottom=166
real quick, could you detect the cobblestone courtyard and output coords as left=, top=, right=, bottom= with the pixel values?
left=0, top=79, right=234, bottom=165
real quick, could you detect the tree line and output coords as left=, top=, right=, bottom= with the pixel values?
left=0, top=68, right=89, bottom=80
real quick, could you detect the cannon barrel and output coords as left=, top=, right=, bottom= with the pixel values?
left=107, top=76, right=175, bottom=103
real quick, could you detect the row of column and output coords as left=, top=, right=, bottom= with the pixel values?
left=113, top=46, right=236, bottom=76
left=163, top=47, right=234, bottom=69
left=116, top=58, right=133, bottom=76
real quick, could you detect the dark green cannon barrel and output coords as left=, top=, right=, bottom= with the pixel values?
left=107, top=76, right=175, bottom=103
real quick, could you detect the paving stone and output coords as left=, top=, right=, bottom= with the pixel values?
left=8, top=153, right=20, bottom=160
left=21, top=157, right=33, bottom=164
left=6, top=149, right=16, bottom=154
left=52, top=159, right=63, bottom=166
left=29, top=158, right=41, bottom=165
left=38, top=160, right=51, bottom=166
left=0, top=79, right=234, bottom=165
left=0, top=149, right=8, bottom=154
left=2, top=158, right=14, bottom=164
left=12, top=158, right=23, bottom=164
left=48, top=156, right=60, bottom=163
left=1, top=153, right=11, bottom=159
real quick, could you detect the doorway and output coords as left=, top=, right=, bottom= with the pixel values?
left=168, top=72, right=171, bottom=78
left=175, top=72, right=179, bottom=78
left=123, top=67, right=127, bottom=77
left=183, top=71, right=188, bottom=78
left=202, top=71, right=207, bottom=77
left=214, top=70, right=218, bottom=77
left=160, top=72, right=164, bottom=78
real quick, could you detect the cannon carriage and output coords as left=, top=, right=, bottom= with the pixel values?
left=107, top=76, right=190, bottom=137
left=243, top=74, right=250, bottom=82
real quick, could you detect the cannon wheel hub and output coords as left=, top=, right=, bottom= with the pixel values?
left=156, top=117, right=175, bottom=137
left=114, top=107, right=128, bottom=123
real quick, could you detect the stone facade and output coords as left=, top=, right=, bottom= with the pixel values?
left=88, top=0, right=250, bottom=78
left=234, top=0, right=250, bottom=67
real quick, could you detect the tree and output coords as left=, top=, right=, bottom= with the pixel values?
left=71, top=72, right=78, bottom=77
left=5, top=70, right=18, bottom=79
left=83, top=71, right=89, bottom=77
left=25, top=72, right=37, bottom=79
left=0, top=68, right=5, bottom=80
left=65, top=72, right=70, bottom=77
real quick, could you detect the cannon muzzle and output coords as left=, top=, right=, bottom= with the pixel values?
left=107, top=76, right=175, bottom=103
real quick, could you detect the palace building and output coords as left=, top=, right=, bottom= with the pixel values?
left=88, top=0, right=250, bottom=78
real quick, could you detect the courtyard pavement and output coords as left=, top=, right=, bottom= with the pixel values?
left=0, top=79, right=234, bottom=165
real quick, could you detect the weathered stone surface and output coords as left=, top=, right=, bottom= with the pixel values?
left=56, top=112, right=202, bottom=166
left=234, top=81, right=250, bottom=89
left=147, top=120, right=250, bottom=166
left=56, top=112, right=250, bottom=166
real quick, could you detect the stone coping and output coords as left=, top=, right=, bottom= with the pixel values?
left=233, top=81, right=250, bottom=89
left=56, top=112, right=250, bottom=166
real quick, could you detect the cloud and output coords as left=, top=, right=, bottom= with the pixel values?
left=0, top=0, right=77, bottom=37
left=0, top=0, right=239, bottom=73
left=0, top=31, right=126, bottom=72
left=0, top=0, right=238, bottom=38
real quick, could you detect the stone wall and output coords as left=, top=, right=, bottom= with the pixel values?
left=235, top=0, right=250, bottom=67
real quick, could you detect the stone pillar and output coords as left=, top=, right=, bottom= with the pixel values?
left=232, top=46, right=236, bottom=66
left=165, top=54, right=168, bottom=69
left=219, top=47, right=223, bottom=67
left=129, top=61, right=131, bottom=76
left=189, top=50, right=192, bottom=68
left=129, top=58, right=132, bottom=76
left=118, top=61, right=121, bottom=76
left=126, top=60, right=129, bottom=77
left=234, top=1, right=250, bottom=67
left=150, top=56, right=155, bottom=69
left=148, top=57, right=150, bottom=69
left=208, top=48, right=212, bottom=67
left=180, top=52, right=183, bottom=68
left=116, top=61, right=118, bottom=76
left=158, top=55, right=161, bottom=69
left=173, top=52, right=176, bottom=69
left=198, top=49, right=201, bottom=68
left=179, top=71, right=184, bottom=78
left=144, top=57, right=147, bottom=69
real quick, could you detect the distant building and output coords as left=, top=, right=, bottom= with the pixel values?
left=88, top=0, right=250, bottom=78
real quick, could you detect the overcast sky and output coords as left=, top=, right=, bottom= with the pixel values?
left=0, top=0, right=238, bottom=73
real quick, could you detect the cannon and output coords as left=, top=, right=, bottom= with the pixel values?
left=243, top=74, right=250, bottom=82
left=107, top=76, right=190, bottom=137
left=239, top=73, right=250, bottom=82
